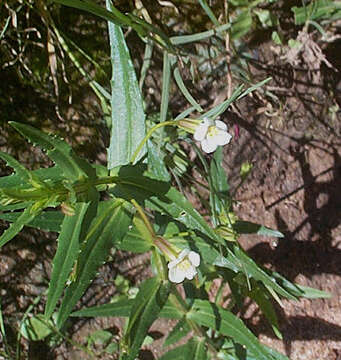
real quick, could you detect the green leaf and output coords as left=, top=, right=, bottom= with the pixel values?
left=20, top=314, right=54, bottom=341
left=122, top=278, right=170, bottom=360
left=199, top=85, right=244, bottom=120
left=233, top=246, right=297, bottom=300
left=147, top=140, right=171, bottom=182
left=45, top=202, right=96, bottom=319
left=0, top=204, right=39, bottom=249
left=71, top=299, right=134, bottom=318
left=0, top=151, right=33, bottom=183
left=10, top=122, right=96, bottom=181
left=192, top=338, right=207, bottom=360
left=71, top=297, right=183, bottom=320
left=53, top=0, right=174, bottom=51
left=231, top=10, right=253, bottom=39
left=294, top=284, right=331, bottom=299
left=117, top=214, right=153, bottom=253
left=234, top=220, right=284, bottom=237
left=164, top=317, right=191, bottom=347
left=0, top=210, right=63, bottom=232
left=0, top=165, right=77, bottom=190
left=198, top=0, right=220, bottom=26
left=292, top=0, right=341, bottom=25
left=173, top=67, right=203, bottom=112
left=249, top=287, right=282, bottom=339
left=170, top=23, right=231, bottom=45
left=112, top=165, right=220, bottom=240
left=188, top=299, right=280, bottom=360
left=237, top=77, right=272, bottom=100
left=268, top=270, right=331, bottom=299
left=159, top=340, right=199, bottom=360
left=210, top=147, right=230, bottom=225
left=106, top=7, right=145, bottom=168
left=56, top=199, right=132, bottom=328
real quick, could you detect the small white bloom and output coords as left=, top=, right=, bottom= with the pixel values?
left=194, top=118, right=232, bottom=153
left=168, top=249, right=200, bottom=283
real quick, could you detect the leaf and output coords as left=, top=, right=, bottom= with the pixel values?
left=294, top=284, right=331, bottom=299
left=45, top=202, right=96, bottom=319
left=122, top=278, right=170, bottom=360
left=192, top=338, right=207, bottom=360
left=173, top=67, right=203, bottom=112
left=249, top=287, right=282, bottom=339
left=0, top=210, right=64, bottom=232
left=233, top=220, right=284, bottom=238
left=233, top=246, right=297, bottom=300
left=187, top=299, right=280, bottom=360
left=56, top=199, right=132, bottom=328
left=159, top=340, right=199, bottom=360
left=268, top=270, right=331, bottom=299
left=106, top=5, right=146, bottom=168
left=10, top=122, right=96, bottom=181
left=20, top=315, right=54, bottom=341
left=53, top=0, right=174, bottom=51
left=0, top=204, right=39, bottom=249
left=0, top=151, right=33, bottom=183
left=71, top=297, right=182, bottom=320
left=170, top=23, right=231, bottom=45
left=147, top=140, right=171, bottom=182
left=231, top=10, right=253, bottom=39
left=199, top=85, right=244, bottom=120
left=164, top=317, right=191, bottom=347
left=117, top=214, right=153, bottom=253
left=160, top=51, right=171, bottom=124
left=210, top=147, right=230, bottom=225
left=292, top=0, right=341, bottom=25
left=71, top=299, right=134, bottom=318
left=198, top=0, right=220, bottom=26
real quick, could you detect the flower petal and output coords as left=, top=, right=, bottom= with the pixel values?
left=188, top=251, right=200, bottom=267
left=194, top=123, right=208, bottom=141
left=185, top=266, right=197, bottom=280
left=214, top=131, right=232, bottom=146
left=168, top=266, right=185, bottom=283
left=201, top=138, right=218, bottom=153
left=215, top=120, right=227, bottom=131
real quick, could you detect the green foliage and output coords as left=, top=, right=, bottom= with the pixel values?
left=0, top=1, right=334, bottom=358
left=106, top=1, right=146, bottom=168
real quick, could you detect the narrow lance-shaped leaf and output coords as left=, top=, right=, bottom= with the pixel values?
left=70, top=297, right=183, bottom=320
left=71, top=299, right=134, bottom=318
left=106, top=0, right=146, bottom=168
left=233, top=245, right=297, bottom=300
left=0, top=151, right=33, bottom=183
left=0, top=210, right=63, bottom=233
left=10, top=122, right=96, bottom=181
left=0, top=204, right=39, bottom=249
left=122, top=278, right=171, bottom=360
left=56, top=199, right=132, bottom=328
left=45, top=202, right=95, bottom=319
left=249, top=287, right=282, bottom=339
left=164, top=317, right=191, bottom=347
left=188, top=299, right=286, bottom=360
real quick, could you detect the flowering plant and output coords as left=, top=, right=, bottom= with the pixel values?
left=0, top=1, right=331, bottom=359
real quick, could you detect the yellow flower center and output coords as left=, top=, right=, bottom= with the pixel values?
left=177, top=258, right=192, bottom=271
left=207, top=125, right=218, bottom=138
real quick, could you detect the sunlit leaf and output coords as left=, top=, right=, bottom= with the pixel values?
left=106, top=3, right=145, bottom=168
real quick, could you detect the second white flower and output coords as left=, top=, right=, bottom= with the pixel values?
left=194, top=118, right=232, bottom=153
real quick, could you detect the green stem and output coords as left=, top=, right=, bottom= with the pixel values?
left=130, top=120, right=178, bottom=164
left=130, top=199, right=156, bottom=239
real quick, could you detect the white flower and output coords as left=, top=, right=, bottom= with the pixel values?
left=167, top=249, right=200, bottom=283
left=194, top=118, right=232, bottom=153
